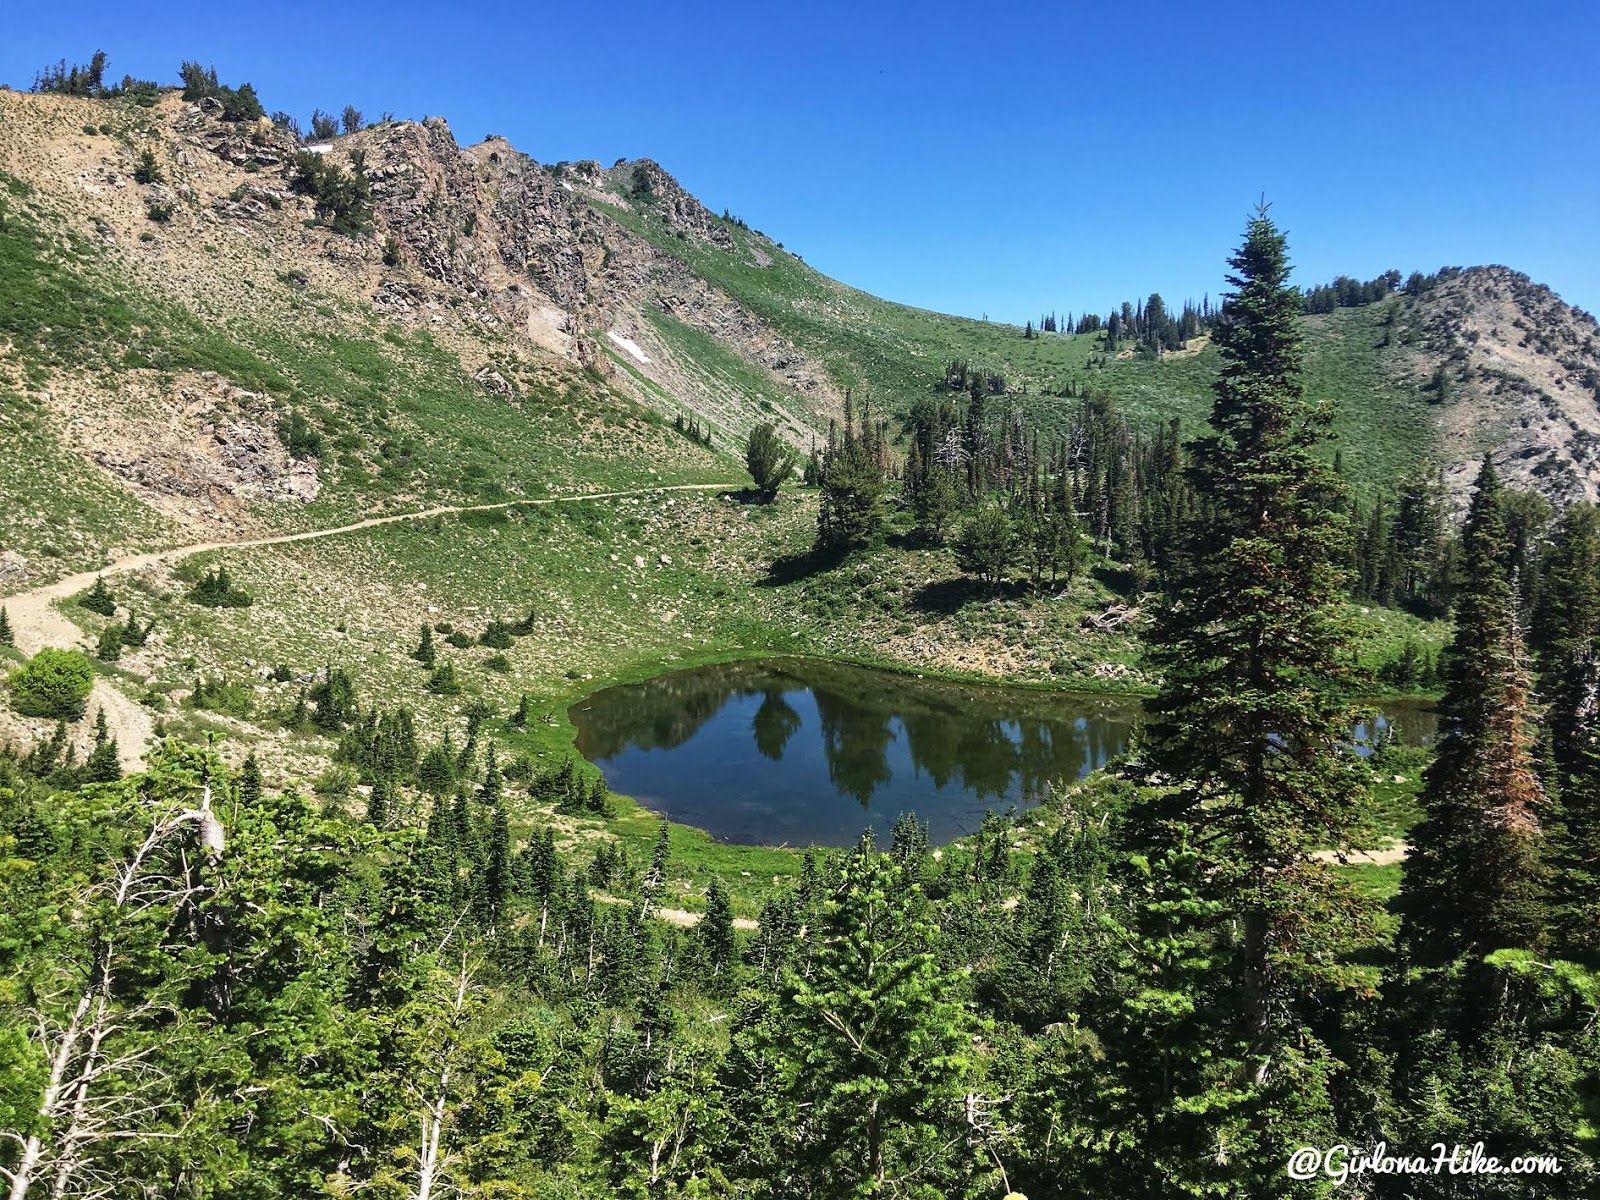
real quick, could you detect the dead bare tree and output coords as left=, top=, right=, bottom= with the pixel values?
left=2, top=782, right=222, bottom=1200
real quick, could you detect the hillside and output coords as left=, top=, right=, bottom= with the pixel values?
left=4, top=85, right=1600, bottom=596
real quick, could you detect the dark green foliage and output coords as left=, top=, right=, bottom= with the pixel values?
left=307, top=665, right=359, bottom=731
left=80, top=576, right=116, bottom=616
left=277, top=409, right=322, bottom=459
left=340, top=105, right=364, bottom=134
left=190, top=676, right=253, bottom=717
left=132, top=149, right=162, bottom=185
left=478, top=620, right=514, bottom=649
left=508, top=694, right=531, bottom=730
left=953, top=503, right=1015, bottom=585
left=483, top=653, right=511, bottom=674
left=338, top=706, right=419, bottom=783
left=427, top=661, right=462, bottom=696
left=178, top=61, right=264, bottom=121
left=83, top=708, right=120, bottom=783
left=31, top=50, right=110, bottom=97
left=410, top=623, right=436, bottom=666
left=94, top=621, right=123, bottom=662
left=6, top=648, right=94, bottom=718
left=308, top=108, right=339, bottom=140
left=186, top=566, right=252, bottom=608
left=366, top=777, right=392, bottom=827
left=288, top=150, right=373, bottom=237
left=1399, top=459, right=1548, bottom=965
left=0, top=606, right=12, bottom=646
left=238, top=752, right=262, bottom=806
left=444, top=631, right=474, bottom=649
left=120, top=615, right=152, bottom=648
left=813, top=394, right=886, bottom=556
left=697, top=876, right=737, bottom=981
left=1134, top=208, right=1375, bottom=1188
left=744, top=421, right=796, bottom=498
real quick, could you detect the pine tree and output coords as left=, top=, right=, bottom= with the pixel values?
left=81, top=576, right=116, bottom=616
left=476, top=747, right=502, bottom=807
left=239, top=752, right=262, bottom=807
left=483, top=801, right=511, bottom=925
left=814, top=394, right=885, bottom=556
left=1134, top=206, right=1373, bottom=1188
left=94, top=621, right=124, bottom=662
left=411, top=623, right=436, bottom=667
left=733, top=852, right=976, bottom=1194
left=745, top=422, right=797, bottom=499
left=367, top=777, right=392, bottom=827
left=427, top=662, right=461, bottom=696
left=1398, top=458, right=1548, bottom=965
left=508, top=694, right=531, bottom=730
left=83, top=708, right=121, bottom=783
left=0, top=605, right=12, bottom=646
left=698, top=876, right=737, bottom=981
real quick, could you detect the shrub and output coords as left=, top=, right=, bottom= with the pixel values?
left=288, top=150, right=372, bottom=237
left=146, top=201, right=174, bottom=224
left=308, top=666, right=358, bottom=730
left=484, top=654, right=511, bottom=674
left=277, top=409, right=322, bottom=459
left=95, top=622, right=124, bottom=662
left=187, top=566, right=252, bottom=608
left=132, top=148, right=162, bottom=185
left=445, top=631, right=474, bottom=650
left=190, top=676, right=253, bottom=717
left=479, top=620, right=514, bottom=649
left=427, top=662, right=462, bottom=695
left=7, top=649, right=95, bottom=719
left=80, top=576, right=117, bottom=616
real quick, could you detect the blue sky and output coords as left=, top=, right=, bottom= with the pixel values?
left=6, top=0, right=1597, bottom=321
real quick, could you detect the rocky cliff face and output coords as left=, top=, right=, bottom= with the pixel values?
left=1397, top=266, right=1600, bottom=504
left=327, top=115, right=837, bottom=433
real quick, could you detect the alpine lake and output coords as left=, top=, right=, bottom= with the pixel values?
left=570, top=658, right=1438, bottom=848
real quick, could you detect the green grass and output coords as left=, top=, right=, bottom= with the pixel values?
left=0, top=177, right=739, bottom=573
left=594, top=196, right=1437, bottom=503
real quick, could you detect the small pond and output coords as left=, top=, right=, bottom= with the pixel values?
left=570, top=658, right=1437, bottom=848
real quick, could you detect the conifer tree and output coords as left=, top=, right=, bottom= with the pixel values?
left=698, top=876, right=737, bottom=981
left=814, top=394, right=886, bottom=556
left=1134, top=206, right=1373, bottom=1187
left=81, top=576, right=116, bottom=616
left=483, top=801, right=511, bottom=925
left=0, top=605, right=12, bottom=646
left=1398, top=458, right=1548, bottom=964
left=476, top=746, right=502, bottom=808
left=411, top=623, right=436, bottom=667
left=508, top=694, right=531, bottom=729
left=428, top=662, right=461, bottom=696
left=84, top=708, right=121, bottom=783
left=367, top=777, right=392, bottom=827
left=239, top=752, right=262, bottom=807
left=94, top=621, right=124, bottom=662
left=745, top=422, right=797, bottom=499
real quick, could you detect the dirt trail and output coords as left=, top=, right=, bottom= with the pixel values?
left=1314, top=843, right=1409, bottom=867
left=5, top=483, right=739, bottom=770
left=594, top=892, right=759, bottom=930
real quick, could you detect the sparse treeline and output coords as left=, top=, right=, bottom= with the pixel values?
left=812, top=377, right=1189, bottom=595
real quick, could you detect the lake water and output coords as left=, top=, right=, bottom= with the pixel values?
left=570, top=658, right=1438, bottom=848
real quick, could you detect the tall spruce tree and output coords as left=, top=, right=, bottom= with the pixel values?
left=1133, top=205, right=1373, bottom=1190
left=0, top=605, right=12, bottom=646
left=1398, top=457, right=1548, bottom=964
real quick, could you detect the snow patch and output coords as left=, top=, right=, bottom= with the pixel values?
left=606, top=330, right=651, bottom=365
